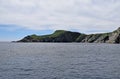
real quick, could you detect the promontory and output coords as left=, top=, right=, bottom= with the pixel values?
left=17, top=27, right=120, bottom=43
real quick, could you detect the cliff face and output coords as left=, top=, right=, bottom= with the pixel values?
left=18, top=27, right=120, bottom=43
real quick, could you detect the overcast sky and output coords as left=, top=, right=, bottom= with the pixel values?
left=0, top=0, right=120, bottom=41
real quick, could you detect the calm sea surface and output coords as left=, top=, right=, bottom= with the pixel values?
left=0, top=42, right=120, bottom=79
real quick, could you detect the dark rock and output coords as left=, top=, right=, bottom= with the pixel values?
left=17, top=27, right=120, bottom=44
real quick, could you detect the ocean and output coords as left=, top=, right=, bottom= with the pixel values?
left=0, top=42, right=120, bottom=79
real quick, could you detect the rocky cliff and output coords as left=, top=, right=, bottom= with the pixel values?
left=18, top=27, right=120, bottom=43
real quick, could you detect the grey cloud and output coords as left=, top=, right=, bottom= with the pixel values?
left=0, top=0, right=120, bottom=33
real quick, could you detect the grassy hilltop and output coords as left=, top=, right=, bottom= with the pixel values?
left=18, top=27, right=120, bottom=43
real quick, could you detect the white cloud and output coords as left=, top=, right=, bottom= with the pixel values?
left=0, top=0, right=120, bottom=33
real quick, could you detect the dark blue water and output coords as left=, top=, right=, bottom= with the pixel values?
left=0, top=42, right=120, bottom=79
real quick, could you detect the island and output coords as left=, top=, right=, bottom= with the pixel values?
left=17, top=27, right=120, bottom=43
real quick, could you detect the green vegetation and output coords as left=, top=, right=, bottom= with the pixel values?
left=50, top=30, right=67, bottom=37
left=18, top=27, right=120, bottom=43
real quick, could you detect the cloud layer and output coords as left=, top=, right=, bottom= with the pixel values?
left=0, top=0, right=120, bottom=33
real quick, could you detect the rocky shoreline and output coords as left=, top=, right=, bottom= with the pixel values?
left=17, top=27, right=120, bottom=44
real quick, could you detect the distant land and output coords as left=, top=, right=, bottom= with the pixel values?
left=17, top=27, right=120, bottom=43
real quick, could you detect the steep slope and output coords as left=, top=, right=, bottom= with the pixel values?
left=76, top=27, right=120, bottom=43
left=107, top=27, right=120, bottom=43
left=18, top=30, right=82, bottom=42
left=18, top=27, right=120, bottom=43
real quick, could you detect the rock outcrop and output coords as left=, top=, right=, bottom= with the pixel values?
left=18, top=27, right=120, bottom=44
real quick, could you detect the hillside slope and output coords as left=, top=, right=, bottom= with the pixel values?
left=18, top=27, right=120, bottom=43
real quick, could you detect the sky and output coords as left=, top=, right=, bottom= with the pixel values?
left=0, top=0, right=120, bottom=41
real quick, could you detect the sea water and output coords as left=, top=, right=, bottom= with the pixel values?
left=0, top=42, right=120, bottom=79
